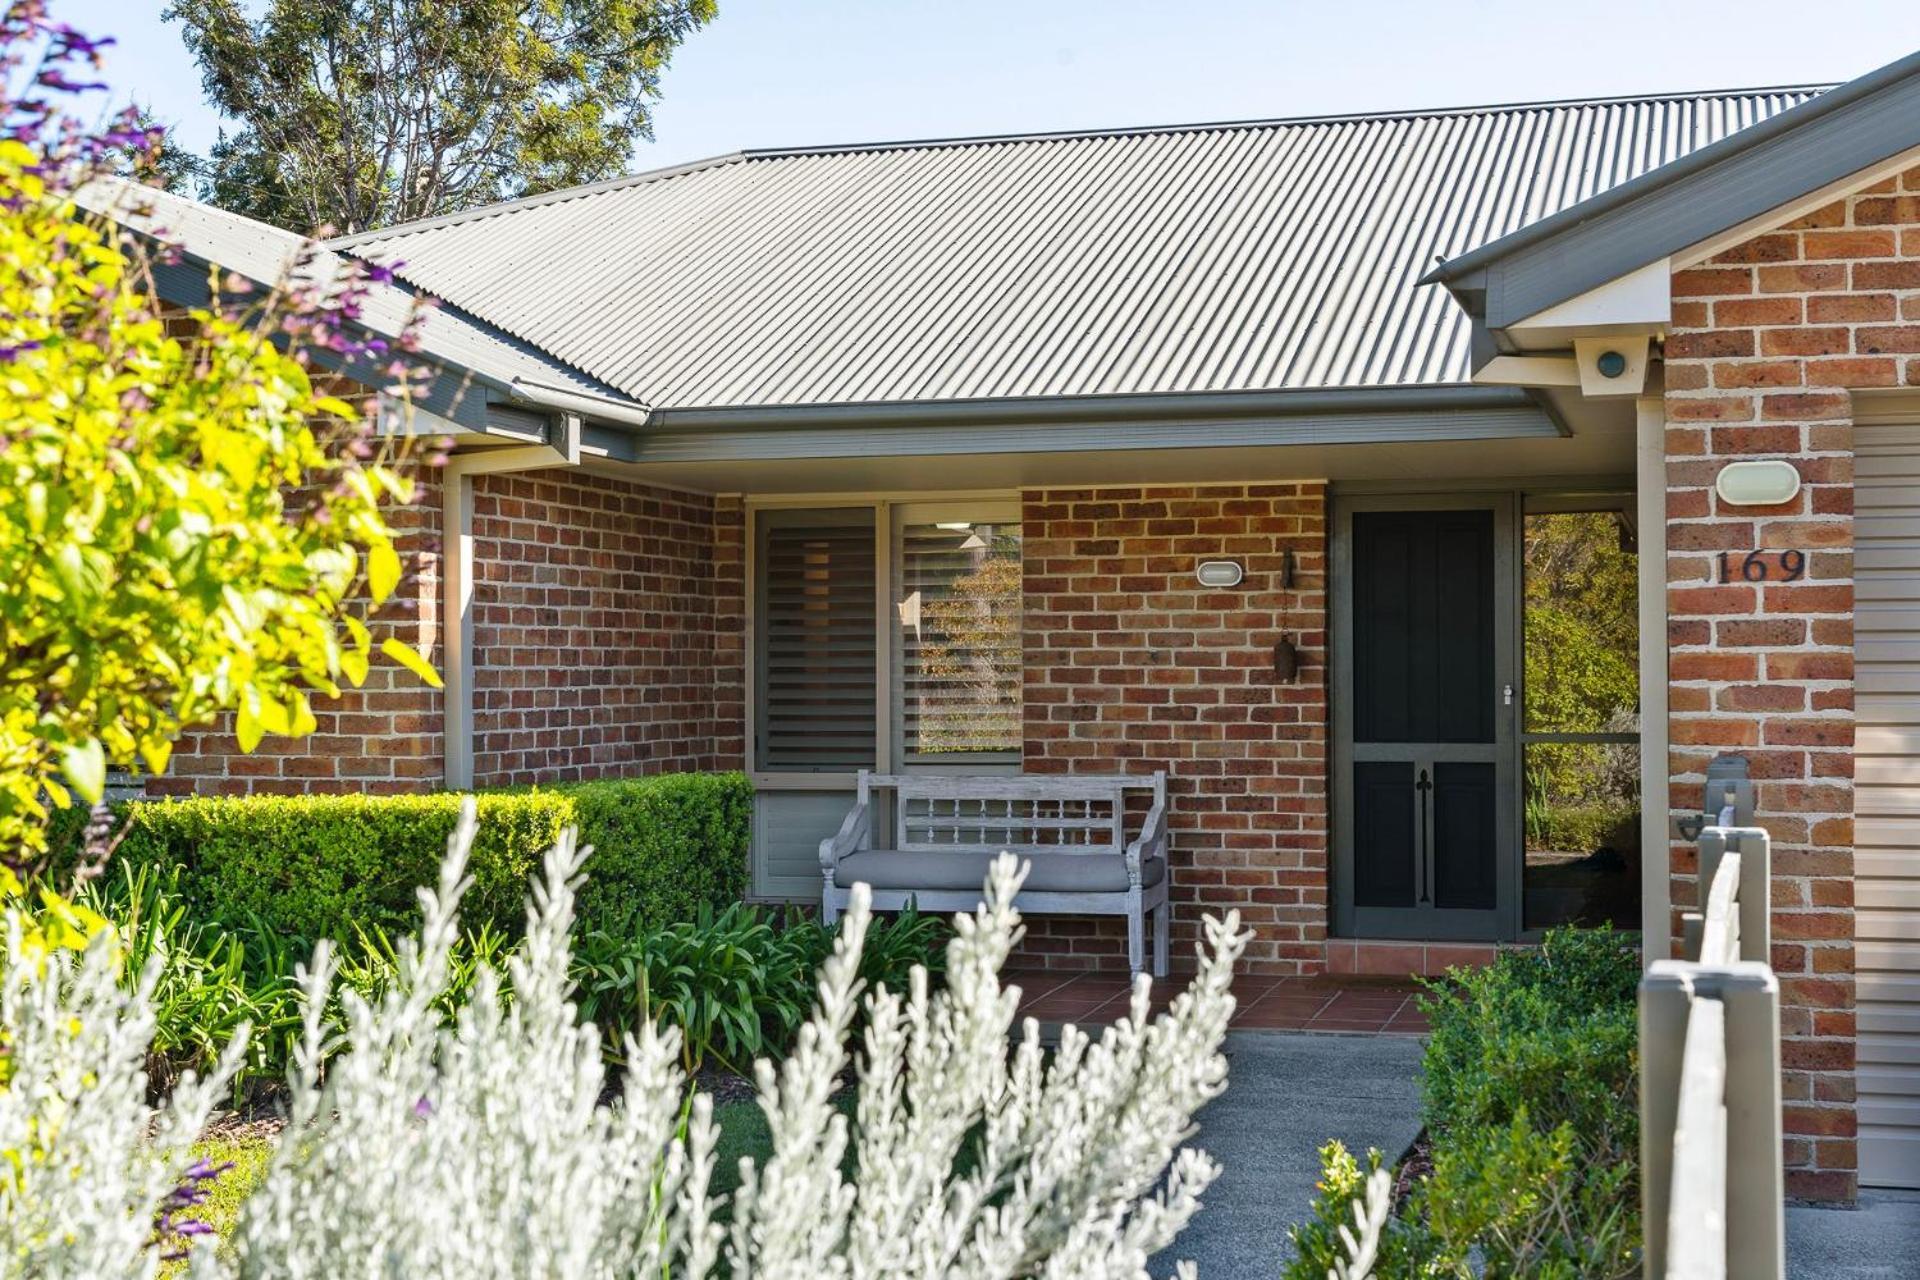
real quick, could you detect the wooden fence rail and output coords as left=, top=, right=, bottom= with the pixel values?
left=1640, top=824, right=1784, bottom=1280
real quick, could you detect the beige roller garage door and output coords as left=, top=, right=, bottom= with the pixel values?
left=1855, top=416, right=1920, bottom=1189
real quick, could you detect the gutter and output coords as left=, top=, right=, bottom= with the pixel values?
left=645, top=382, right=1532, bottom=430
left=507, top=376, right=654, bottom=428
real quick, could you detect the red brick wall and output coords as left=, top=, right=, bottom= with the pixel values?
left=469, top=471, right=744, bottom=784
left=1020, top=483, right=1329, bottom=976
left=1663, top=166, right=1920, bottom=1201
left=153, top=464, right=446, bottom=796
left=159, top=467, right=747, bottom=794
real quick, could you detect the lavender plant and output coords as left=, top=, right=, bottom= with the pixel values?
left=201, top=802, right=1249, bottom=1278
left=0, top=916, right=244, bottom=1279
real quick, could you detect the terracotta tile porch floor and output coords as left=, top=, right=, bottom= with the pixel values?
left=1005, top=969, right=1430, bottom=1036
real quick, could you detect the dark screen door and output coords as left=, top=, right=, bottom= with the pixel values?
left=1334, top=497, right=1517, bottom=940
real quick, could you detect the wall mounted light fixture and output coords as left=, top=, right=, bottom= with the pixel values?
left=1196, top=559, right=1244, bottom=588
left=1714, top=459, right=1801, bottom=507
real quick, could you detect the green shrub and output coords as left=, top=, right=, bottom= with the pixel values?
left=101, top=791, right=571, bottom=943
left=575, top=900, right=950, bottom=1073
left=1284, top=1142, right=1427, bottom=1279
left=1418, top=926, right=1640, bottom=1156
left=1284, top=928, right=1642, bottom=1280
left=1286, top=1121, right=1638, bottom=1280
left=558, top=772, right=752, bottom=936
left=62, top=771, right=752, bottom=945
left=1416, top=1113, right=1637, bottom=1279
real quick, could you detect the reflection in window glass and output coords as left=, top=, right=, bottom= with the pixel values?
left=1523, top=510, right=1641, bottom=930
left=1524, top=512, right=1639, bottom=734
left=896, top=521, right=1021, bottom=759
left=1524, top=741, right=1641, bottom=929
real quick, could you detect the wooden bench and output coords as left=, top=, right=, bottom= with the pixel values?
left=818, top=770, right=1171, bottom=977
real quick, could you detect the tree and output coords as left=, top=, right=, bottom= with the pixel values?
left=165, top=0, right=717, bottom=235
left=0, top=1, right=438, bottom=944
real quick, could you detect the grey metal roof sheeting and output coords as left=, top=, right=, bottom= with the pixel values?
left=337, top=87, right=1823, bottom=411
left=79, top=178, right=631, bottom=407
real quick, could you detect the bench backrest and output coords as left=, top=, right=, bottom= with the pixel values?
left=860, top=771, right=1164, bottom=856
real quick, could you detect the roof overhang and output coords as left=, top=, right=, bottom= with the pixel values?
left=1423, top=49, right=1920, bottom=333
left=79, top=180, right=652, bottom=448
left=580, top=383, right=1561, bottom=465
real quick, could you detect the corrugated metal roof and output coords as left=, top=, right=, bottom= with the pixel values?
left=337, top=87, right=1825, bottom=411
left=79, top=178, right=630, bottom=406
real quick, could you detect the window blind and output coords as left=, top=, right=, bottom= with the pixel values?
left=756, top=513, right=877, bottom=771
left=895, top=521, right=1021, bottom=760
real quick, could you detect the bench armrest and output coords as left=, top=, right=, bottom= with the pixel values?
left=1124, top=800, right=1170, bottom=887
left=818, top=799, right=872, bottom=874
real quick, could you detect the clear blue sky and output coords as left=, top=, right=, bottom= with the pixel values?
left=59, top=0, right=1920, bottom=174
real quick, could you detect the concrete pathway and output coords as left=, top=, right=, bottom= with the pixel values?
left=1161, top=1030, right=1427, bottom=1278
left=1787, top=1192, right=1920, bottom=1278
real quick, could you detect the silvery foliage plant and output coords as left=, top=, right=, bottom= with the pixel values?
left=1, top=916, right=245, bottom=1280
left=8, top=800, right=1251, bottom=1278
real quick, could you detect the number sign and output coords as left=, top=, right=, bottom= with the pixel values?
left=1716, top=550, right=1806, bottom=583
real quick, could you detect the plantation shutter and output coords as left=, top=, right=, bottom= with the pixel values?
left=755, top=510, right=877, bottom=772
left=894, top=520, right=1022, bottom=761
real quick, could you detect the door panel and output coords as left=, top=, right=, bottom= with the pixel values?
left=1335, top=496, right=1517, bottom=941
left=1353, top=510, right=1494, bottom=745
left=1353, top=761, right=1416, bottom=908
left=1432, top=762, right=1498, bottom=911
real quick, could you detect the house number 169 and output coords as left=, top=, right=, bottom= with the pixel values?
left=1716, top=549, right=1806, bottom=583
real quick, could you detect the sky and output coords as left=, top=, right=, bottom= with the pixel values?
left=56, top=0, right=1920, bottom=175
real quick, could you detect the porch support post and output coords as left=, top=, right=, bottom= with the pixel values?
left=1637, top=393, right=1671, bottom=964
left=439, top=415, right=581, bottom=790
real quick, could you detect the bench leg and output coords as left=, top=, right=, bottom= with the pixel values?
left=1127, top=887, right=1145, bottom=977
left=821, top=879, right=839, bottom=927
left=1153, top=898, right=1171, bottom=979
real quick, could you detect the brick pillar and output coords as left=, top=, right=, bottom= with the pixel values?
left=1659, top=166, right=1920, bottom=1201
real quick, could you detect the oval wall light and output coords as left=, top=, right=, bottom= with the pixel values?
left=1714, top=459, right=1801, bottom=507
left=1195, top=560, right=1244, bottom=588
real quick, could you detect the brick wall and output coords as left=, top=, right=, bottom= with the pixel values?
left=161, top=466, right=747, bottom=794
left=1663, top=166, right=1920, bottom=1201
left=1020, top=483, right=1329, bottom=976
left=153, top=460, right=446, bottom=796
left=469, top=471, right=744, bottom=784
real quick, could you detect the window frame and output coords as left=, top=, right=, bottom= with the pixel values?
left=1518, top=491, right=1643, bottom=937
left=889, top=499, right=1023, bottom=771
left=744, top=492, right=1023, bottom=792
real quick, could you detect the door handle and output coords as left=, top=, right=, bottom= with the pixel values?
left=1415, top=767, right=1433, bottom=905
left=1503, top=683, right=1515, bottom=707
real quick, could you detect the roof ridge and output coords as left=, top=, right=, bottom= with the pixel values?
left=333, top=81, right=1832, bottom=251
left=326, top=151, right=749, bottom=250
left=737, top=81, right=1835, bottom=161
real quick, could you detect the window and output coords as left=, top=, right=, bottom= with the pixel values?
left=1521, top=504, right=1641, bottom=931
left=750, top=500, right=1023, bottom=898
left=894, top=517, right=1022, bottom=763
left=754, top=509, right=878, bottom=772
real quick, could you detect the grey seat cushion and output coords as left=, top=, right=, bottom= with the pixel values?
left=834, top=849, right=1163, bottom=894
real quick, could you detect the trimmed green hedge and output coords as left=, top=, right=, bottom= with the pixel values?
left=89, top=773, right=752, bottom=941
left=563, top=772, right=753, bottom=937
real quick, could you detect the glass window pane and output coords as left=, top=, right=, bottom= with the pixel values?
left=755, top=510, right=877, bottom=772
left=1523, top=511, right=1640, bottom=735
left=1524, top=740, right=1641, bottom=930
left=895, top=520, right=1021, bottom=760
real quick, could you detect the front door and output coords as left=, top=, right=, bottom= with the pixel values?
left=1333, top=495, right=1519, bottom=940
